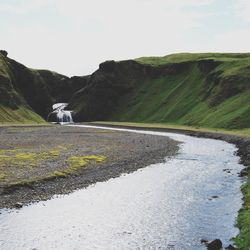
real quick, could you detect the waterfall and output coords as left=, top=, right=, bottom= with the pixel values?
left=47, top=103, right=73, bottom=124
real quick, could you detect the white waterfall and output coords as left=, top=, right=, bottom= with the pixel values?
left=50, top=103, right=73, bottom=124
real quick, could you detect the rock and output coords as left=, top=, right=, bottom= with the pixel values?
left=225, top=244, right=236, bottom=250
left=211, top=195, right=219, bottom=199
left=0, top=50, right=8, bottom=57
left=239, top=168, right=248, bottom=177
left=206, top=239, right=222, bottom=250
left=201, top=239, right=208, bottom=244
left=14, top=202, right=23, bottom=209
left=208, top=195, right=219, bottom=200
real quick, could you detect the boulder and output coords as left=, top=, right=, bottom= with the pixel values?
left=206, top=239, right=222, bottom=250
left=225, top=244, right=237, bottom=250
left=239, top=168, right=248, bottom=177
left=14, top=202, right=23, bottom=209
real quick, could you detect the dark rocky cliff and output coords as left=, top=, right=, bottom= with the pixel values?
left=0, top=51, right=87, bottom=122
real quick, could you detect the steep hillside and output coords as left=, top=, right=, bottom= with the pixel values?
left=69, top=53, right=250, bottom=129
left=1, top=51, right=250, bottom=129
left=0, top=51, right=87, bottom=123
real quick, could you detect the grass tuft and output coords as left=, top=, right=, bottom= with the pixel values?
left=234, top=176, right=250, bottom=249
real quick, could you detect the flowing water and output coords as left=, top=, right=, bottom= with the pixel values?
left=49, top=103, right=73, bottom=124
left=0, top=125, right=245, bottom=250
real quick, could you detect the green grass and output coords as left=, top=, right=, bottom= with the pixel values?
left=136, top=52, right=250, bottom=66
left=69, top=53, right=250, bottom=132
left=110, top=60, right=250, bottom=129
left=0, top=105, right=45, bottom=124
left=0, top=54, right=46, bottom=124
left=234, top=178, right=250, bottom=250
left=0, top=53, right=74, bottom=124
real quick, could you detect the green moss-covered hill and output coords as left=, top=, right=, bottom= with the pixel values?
left=69, top=53, right=250, bottom=129
left=0, top=50, right=87, bottom=123
left=1, top=51, right=250, bottom=129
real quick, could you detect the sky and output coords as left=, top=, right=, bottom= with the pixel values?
left=1, top=0, right=250, bottom=76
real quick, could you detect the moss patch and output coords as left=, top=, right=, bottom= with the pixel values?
left=0, top=105, right=45, bottom=124
left=0, top=147, right=64, bottom=167
left=0, top=173, right=6, bottom=180
left=0, top=146, right=68, bottom=181
left=0, top=146, right=106, bottom=184
left=50, top=155, right=107, bottom=178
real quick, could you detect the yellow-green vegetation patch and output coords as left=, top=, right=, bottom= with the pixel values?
left=48, top=150, right=60, bottom=157
left=67, top=155, right=106, bottom=168
left=0, top=146, right=66, bottom=167
left=5, top=126, right=51, bottom=133
left=51, top=155, right=107, bottom=177
left=0, top=105, right=45, bottom=124
left=0, top=173, right=6, bottom=180
left=15, top=152, right=38, bottom=163
left=0, top=145, right=68, bottom=182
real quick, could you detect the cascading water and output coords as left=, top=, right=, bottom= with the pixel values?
left=47, top=103, right=73, bottom=124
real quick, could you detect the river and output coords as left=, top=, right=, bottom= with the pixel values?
left=0, top=125, right=244, bottom=250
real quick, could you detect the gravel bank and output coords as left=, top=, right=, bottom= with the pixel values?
left=0, top=125, right=179, bottom=208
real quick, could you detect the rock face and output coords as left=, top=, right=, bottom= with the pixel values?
left=0, top=52, right=87, bottom=122
left=68, top=60, right=151, bottom=121
left=47, top=111, right=58, bottom=122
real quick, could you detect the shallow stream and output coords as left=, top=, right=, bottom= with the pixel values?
left=0, top=125, right=244, bottom=249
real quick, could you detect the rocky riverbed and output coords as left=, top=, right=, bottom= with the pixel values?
left=0, top=125, right=179, bottom=208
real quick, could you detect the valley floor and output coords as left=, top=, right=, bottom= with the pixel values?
left=0, top=125, right=178, bottom=208
left=1, top=122, right=250, bottom=248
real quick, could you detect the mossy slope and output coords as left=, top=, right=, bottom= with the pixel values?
left=70, top=53, right=250, bottom=130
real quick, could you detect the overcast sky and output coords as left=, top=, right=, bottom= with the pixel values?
left=1, top=0, right=250, bottom=76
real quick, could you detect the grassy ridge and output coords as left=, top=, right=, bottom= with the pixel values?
left=0, top=105, right=45, bottom=124
left=110, top=57, right=250, bottom=129
left=136, top=52, right=250, bottom=66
